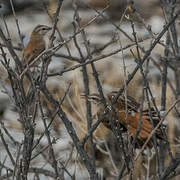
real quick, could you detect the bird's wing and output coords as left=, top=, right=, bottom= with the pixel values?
left=108, top=91, right=165, bottom=140
left=22, top=47, right=45, bottom=66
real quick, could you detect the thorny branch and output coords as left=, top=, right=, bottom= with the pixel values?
left=0, top=0, right=180, bottom=179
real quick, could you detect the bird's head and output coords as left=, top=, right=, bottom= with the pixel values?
left=81, top=93, right=103, bottom=105
left=32, top=25, right=52, bottom=37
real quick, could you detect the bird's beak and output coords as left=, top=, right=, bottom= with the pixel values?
left=47, top=26, right=52, bottom=31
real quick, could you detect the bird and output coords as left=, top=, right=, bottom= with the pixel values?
left=22, top=24, right=52, bottom=67
left=83, top=91, right=165, bottom=145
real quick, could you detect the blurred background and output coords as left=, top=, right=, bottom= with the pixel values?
left=0, top=0, right=180, bottom=179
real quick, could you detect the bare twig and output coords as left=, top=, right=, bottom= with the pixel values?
left=135, top=98, right=180, bottom=160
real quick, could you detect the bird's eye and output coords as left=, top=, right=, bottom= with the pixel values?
left=42, top=28, right=46, bottom=30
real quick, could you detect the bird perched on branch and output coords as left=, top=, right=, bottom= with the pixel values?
left=22, top=24, right=52, bottom=67
left=84, top=91, right=165, bottom=145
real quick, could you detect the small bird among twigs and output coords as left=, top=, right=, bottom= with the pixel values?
left=22, top=24, right=52, bottom=67
left=83, top=91, right=166, bottom=146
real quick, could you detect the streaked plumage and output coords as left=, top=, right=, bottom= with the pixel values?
left=22, top=25, right=51, bottom=66
left=84, top=91, right=165, bottom=145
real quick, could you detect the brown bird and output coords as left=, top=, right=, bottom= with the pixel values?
left=22, top=25, right=52, bottom=67
left=85, top=91, right=164, bottom=144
